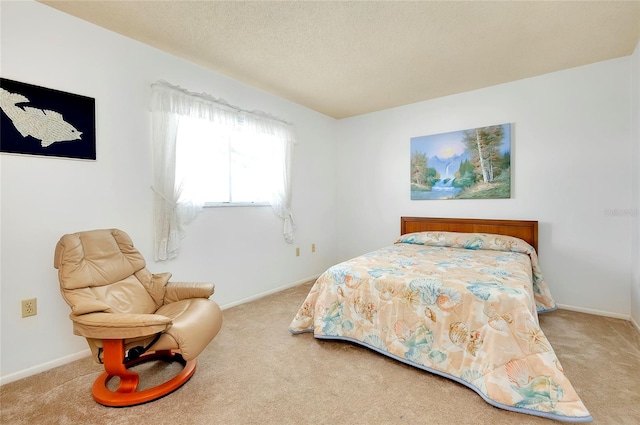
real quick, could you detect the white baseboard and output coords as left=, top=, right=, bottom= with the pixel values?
left=219, top=275, right=319, bottom=310
left=0, top=348, right=91, bottom=386
left=9, top=282, right=628, bottom=386
left=555, top=303, right=631, bottom=321
left=631, top=317, right=640, bottom=335
left=0, top=276, right=319, bottom=386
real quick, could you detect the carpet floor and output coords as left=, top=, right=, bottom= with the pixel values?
left=1, top=281, right=639, bottom=425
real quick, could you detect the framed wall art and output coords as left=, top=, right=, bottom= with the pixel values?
left=0, top=78, right=96, bottom=160
left=410, top=123, right=511, bottom=200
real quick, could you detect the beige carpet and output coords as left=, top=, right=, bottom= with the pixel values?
left=1, top=281, right=639, bottom=425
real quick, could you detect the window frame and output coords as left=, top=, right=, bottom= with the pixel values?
left=174, top=115, right=280, bottom=207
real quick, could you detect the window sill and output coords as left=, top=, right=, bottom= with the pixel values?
left=204, top=202, right=270, bottom=208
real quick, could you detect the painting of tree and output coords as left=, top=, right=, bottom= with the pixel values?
left=410, top=123, right=511, bottom=200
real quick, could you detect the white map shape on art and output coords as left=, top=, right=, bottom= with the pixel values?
left=0, top=87, right=82, bottom=147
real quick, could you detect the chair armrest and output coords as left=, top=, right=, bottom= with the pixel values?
left=152, top=272, right=172, bottom=287
left=70, top=312, right=171, bottom=340
left=146, top=272, right=172, bottom=307
left=163, top=282, right=215, bottom=304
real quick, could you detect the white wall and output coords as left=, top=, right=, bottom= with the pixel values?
left=631, top=40, right=640, bottom=329
left=0, top=1, right=338, bottom=382
left=336, top=57, right=633, bottom=318
left=2, top=0, right=638, bottom=385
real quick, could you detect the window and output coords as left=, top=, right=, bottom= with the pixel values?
left=151, top=81, right=295, bottom=260
left=175, top=115, right=282, bottom=206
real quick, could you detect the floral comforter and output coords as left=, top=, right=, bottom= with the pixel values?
left=289, top=232, right=592, bottom=422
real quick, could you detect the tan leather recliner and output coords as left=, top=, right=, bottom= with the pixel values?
left=54, top=228, right=223, bottom=407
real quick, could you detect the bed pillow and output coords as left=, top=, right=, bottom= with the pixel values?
left=397, top=231, right=534, bottom=253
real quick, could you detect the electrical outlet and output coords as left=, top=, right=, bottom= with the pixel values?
left=21, top=298, right=37, bottom=318
left=296, top=247, right=300, bottom=257
left=311, top=243, right=316, bottom=253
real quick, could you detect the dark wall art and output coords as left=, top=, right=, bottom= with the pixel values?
left=0, top=78, right=96, bottom=160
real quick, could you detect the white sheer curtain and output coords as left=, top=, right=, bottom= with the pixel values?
left=150, top=80, right=296, bottom=260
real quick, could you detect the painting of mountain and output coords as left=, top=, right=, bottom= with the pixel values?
left=0, top=78, right=95, bottom=160
left=410, top=124, right=511, bottom=200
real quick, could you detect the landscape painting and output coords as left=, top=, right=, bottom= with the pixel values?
left=410, top=123, right=511, bottom=200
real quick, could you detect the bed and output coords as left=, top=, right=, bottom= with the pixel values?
left=289, top=217, right=592, bottom=423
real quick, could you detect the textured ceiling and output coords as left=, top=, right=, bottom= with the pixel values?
left=39, top=1, right=640, bottom=119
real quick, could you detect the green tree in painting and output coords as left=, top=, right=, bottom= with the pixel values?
left=453, top=159, right=476, bottom=188
left=462, top=125, right=505, bottom=183
left=499, top=151, right=510, bottom=175
left=426, top=167, right=439, bottom=187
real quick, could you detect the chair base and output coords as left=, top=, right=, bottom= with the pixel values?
left=92, top=342, right=196, bottom=407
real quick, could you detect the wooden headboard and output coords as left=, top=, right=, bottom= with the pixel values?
left=400, top=217, right=539, bottom=253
